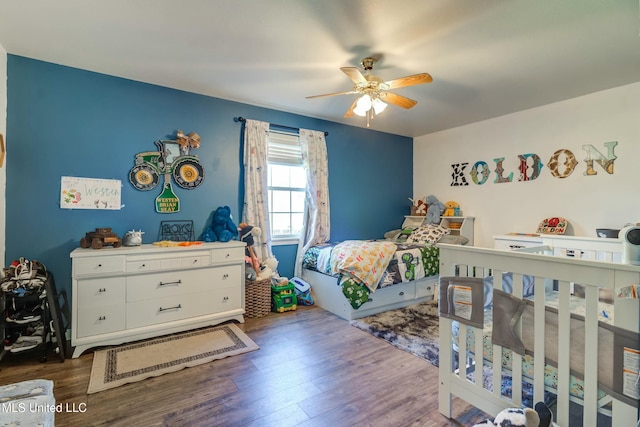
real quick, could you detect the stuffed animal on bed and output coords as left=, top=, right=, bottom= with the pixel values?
left=472, top=402, right=552, bottom=427
left=425, top=195, right=445, bottom=224
left=443, top=200, right=459, bottom=217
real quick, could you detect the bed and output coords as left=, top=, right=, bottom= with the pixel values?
left=437, top=240, right=640, bottom=427
left=300, top=236, right=445, bottom=321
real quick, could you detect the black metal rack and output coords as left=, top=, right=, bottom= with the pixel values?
left=1, top=272, right=66, bottom=363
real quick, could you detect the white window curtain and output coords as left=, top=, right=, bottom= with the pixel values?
left=294, top=128, right=330, bottom=277
left=242, top=119, right=272, bottom=262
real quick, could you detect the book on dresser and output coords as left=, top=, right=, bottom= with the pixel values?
left=70, top=241, right=246, bottom=358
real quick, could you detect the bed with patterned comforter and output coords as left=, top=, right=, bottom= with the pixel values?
left=302, top=240, right=439, bottom=309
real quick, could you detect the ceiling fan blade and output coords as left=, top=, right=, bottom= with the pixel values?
left=384, top=73, right=433, bottom=89
left=306, top=90, right=358, bottom=99
left=341, top=67, right=368, bottom=85
left=344, top=99, right=358, bottom=118
left=381, top=92, right=418, bottom=109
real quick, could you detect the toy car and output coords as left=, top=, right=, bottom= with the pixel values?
left=80, top=228, right=122, bottom=249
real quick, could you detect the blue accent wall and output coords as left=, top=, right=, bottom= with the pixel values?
left=5, top=55, right=412, bottom=303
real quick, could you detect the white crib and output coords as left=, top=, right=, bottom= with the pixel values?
left=437, top=241, right=640, bottom=427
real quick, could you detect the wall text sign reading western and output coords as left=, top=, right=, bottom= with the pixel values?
left=451, top=141, right=617, bottom=186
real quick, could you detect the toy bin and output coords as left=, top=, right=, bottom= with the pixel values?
left=244, top=278, right=272, bottom=318
left=271, top=282, right=297, bottom=313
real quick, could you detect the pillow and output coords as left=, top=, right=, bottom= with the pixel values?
left=406, top=224, right=450, bottom=244
left=437, top=234, right=469, bottom=245
left=383, top=229, right=402, bottom=241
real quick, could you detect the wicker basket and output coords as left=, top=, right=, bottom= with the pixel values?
left=245, top=278, right=272, bottom=318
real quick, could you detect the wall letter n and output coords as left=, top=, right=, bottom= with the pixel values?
left=583, top=141, right=618, bottom=176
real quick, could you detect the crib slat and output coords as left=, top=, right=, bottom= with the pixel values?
left=474, top=326, right=484, bottom=391
left=582, top=285, right=599, bottom=426
left=556, top=280, right=571, bottom=427
left=511, top=273, right=524, bottom=407
left=533, top=276, right=546, bottom=406
left=491, top=272, right=502, bottom=398
left=460, top=322, right=468, bottom=381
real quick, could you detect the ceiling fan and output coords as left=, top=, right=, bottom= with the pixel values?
left=306, top=57, right=433, bottom=126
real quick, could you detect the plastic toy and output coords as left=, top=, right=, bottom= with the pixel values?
left=80, top=228, right=122, bottom=249
left=271, top=282, right=297, bottom=313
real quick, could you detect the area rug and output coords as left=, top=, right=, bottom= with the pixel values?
left=350, top=300, right=440, bottom=366
left=87, top=323, right=259, bottom=394
left=350, top=301, right=554, bottom=409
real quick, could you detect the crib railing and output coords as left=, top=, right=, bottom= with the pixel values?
left=437, top=243, right=639, bottom=427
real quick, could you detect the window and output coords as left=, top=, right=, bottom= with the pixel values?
left=267, top=131, right=307, bottom=241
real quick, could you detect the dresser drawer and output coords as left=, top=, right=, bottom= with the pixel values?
left=126, top=286, right=241, bottom=329
left=493, top=235, right=543, bottom=251
left=76, top=303, right=126, bottom=338
left=365, top=283, right=415, bottom=309
left=126, top=265, right=241, bottom=302
left=73, top=256, right=126, bottom=276
left=77, top=277, right=126, bottom=307
left=126, top=251, right=211, bottom=273
left=210, top=247, right=245, bottom=264
left=415, top=280, right=436, bottom=299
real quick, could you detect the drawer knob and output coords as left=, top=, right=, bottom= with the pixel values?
left=97, top=264, right=102, bottom=268
left=98, top=288, right=106, bottom=293
left=222, top=273, right=229, bottom=279
left=98, top=316, right=106, bottom=320
left=193, top=259, right=198, bottom=264
left=399, top=291, right=404, bottom=296
left=223, top=296, right=229, bottom=302
left=159, top=304, right=182, bottom=312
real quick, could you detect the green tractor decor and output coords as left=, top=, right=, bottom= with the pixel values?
left=129, top=131, right=204, bottom=191
left=129, top=131, right=204, bottom=213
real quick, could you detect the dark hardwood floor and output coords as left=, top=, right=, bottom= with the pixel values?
left=0, top=306, right=487, bottom=426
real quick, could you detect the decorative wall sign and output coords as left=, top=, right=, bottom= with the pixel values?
left=450, top=141, right=618, bottom=187
left=158, top=220, right=195, bottom=241
left=129, top=136, right=204, bottom=191
left=129, top=130, right=204, bottom=213
left=60, top=176, right=121, bottom=210
left=537, top=217, right=568, bottom=234
left=155, top=181, right=180, bottom=213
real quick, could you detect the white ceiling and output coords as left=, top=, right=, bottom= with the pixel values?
left=1, top=0, right=639, bottom=138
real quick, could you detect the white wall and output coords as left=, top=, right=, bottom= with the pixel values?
left=0, top=43, right=6, bottom=264
left=414, top=82, right=640, bottom=248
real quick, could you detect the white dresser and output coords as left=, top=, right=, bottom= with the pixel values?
left=70, top=242, right=246, bottom=358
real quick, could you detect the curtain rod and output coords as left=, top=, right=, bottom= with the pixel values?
left=235, top=116, right=329, bottom=137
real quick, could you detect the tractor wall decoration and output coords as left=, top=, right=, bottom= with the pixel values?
left=129, top=130, right=204, bottom=213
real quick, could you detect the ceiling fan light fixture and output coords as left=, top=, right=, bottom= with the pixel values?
left=354, top=94, right=372, bottom=116
left=372, top=97, right=387, bottom=115
left=306, top=56, right=432, bottom=125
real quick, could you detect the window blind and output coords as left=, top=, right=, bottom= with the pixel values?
left=268, top=131, right=301, bottom=166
